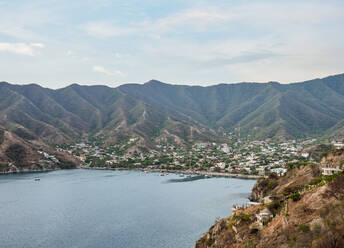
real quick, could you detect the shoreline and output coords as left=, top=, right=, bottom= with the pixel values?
left=0, top=168, right=61, bottom=175
left=0, top=166, right=261, bottom=180
left=80, top=166, right=261, bottom=179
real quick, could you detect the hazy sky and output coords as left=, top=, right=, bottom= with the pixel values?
left=0, top=0, right=343, bottom=88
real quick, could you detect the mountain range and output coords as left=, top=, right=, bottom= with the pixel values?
left=1, top=73, right=344, bottom=147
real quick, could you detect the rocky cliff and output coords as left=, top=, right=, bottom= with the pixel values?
left=195, top=150, right=344, bottom=248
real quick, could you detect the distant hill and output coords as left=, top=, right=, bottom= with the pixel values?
left=1, top=73, right=344, bottom=145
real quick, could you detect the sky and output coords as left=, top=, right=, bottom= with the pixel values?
left=0, top=0, right=343, bottom=88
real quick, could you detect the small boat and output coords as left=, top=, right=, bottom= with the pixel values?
left=34, top=177, right=40, bottom=181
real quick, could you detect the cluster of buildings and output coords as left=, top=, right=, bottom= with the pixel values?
left=56, top=136, right=321, bottom=177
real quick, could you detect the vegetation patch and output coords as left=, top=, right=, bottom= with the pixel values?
left=298, top=224, right=310, bottom=233
left=5, top=144, right=26, bottom=164
left=56, top=156, right=77, bottom=169
left=290, top=192, right=301, bottom=202
left=233, top=213, right=253, bottom=223
left=267, top=200, right=283, bottom=216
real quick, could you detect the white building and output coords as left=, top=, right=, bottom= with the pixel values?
left=334, top=143, right=344, bottom=149
left=270, top=168, right=287, bottom=176
left=215, top=162, right=226, bottom=169
left=256, top=208, right=273, bottom=224
left=301, top=152, right=309, bottom=158
left=221, top=144, right=231, bottom=153
left=321, top=167, right=343, bottom=176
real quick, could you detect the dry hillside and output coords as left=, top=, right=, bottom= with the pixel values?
left=0, top=126, right=79, bottom=173
left=195, top=150, right=344, bottom=248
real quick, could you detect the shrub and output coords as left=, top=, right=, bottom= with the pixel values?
left=323, top=174, right=337, bottom=183
left=234, top=213, right=253, bottom=223
left=283, top=185, right=304, bottom=196
left=268, top=200, right=282, bottom=215
left=290, top=192, right=301, bottom=201
left=206, top=238, right=214, bottom=247
left=269, top=172, right=278, bottom=179
left=286, top=163, right=296, bottom=171
left=298, top=224, right=310, bottom=232
left=340, top=161, right=344, bottom=169
left=268, top=181, right=278, bottom=190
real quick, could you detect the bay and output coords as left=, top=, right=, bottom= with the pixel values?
left=0, top=169, right=256, bottom=248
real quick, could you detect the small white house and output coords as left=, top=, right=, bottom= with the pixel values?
left=215, top=162, right=226, bottom=169
left=301, top=152, right=309, bottom=158
left=221, top=144, right=231, bottom=153
left=256, top=208, right=273, bottom=224
left=334, top=143, right=344, bottom=149
left=270, top=168, right=287, bottom=176
left=321, top=167, right=343, bottom=176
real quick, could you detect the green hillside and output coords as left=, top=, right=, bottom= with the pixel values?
left=0, top=73, right=344, bottom=145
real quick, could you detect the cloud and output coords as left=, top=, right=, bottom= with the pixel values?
left=81, top=8, right=236, bottom=39
left=153, top=9, right=235, bottom=32
left=204, top=50, right=280, bottom=67
left=0, top=42, right=44, bottom=56
left=83, top=22, right=130, bottom=38
left=93, top=65, right=126, bottom=77
left=0, top=0, right=343, bottom=86
left=31, top=43, right=44, bottom=48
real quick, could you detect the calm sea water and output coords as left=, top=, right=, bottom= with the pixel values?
left=0, top=169, right=256, bottom=248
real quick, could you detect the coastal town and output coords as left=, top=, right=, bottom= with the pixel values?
left=50, top=135, right=344, bottom=178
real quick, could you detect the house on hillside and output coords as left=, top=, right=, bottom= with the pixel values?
left=256, top=208, right=273, bottom=225
left=331, top=140, right=344, bottom=149
left=270, top=167, right=287, bottom=176
left=321, top=166, right=343, bottom=176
